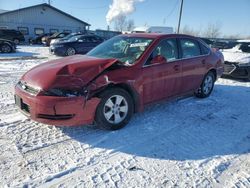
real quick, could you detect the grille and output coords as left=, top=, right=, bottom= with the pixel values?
left=15, top=95, right=30, bottom=114
left=224, top=63, right=236, bottom=74
left=18, top=81, right=39, bottom=95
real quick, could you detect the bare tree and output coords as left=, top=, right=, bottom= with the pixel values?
left=203, top=22, right=221, bottom=38
left=179, top=25, right=201, bottom=36
left=114, top=15, right=127, bottom=32
left=126, top=19, right=135, bottom=31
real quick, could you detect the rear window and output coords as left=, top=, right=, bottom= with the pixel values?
left=199, top=42, right=210, bottom=55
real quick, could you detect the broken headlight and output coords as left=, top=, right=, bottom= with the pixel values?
left=44, top=88, right=81, bottom=97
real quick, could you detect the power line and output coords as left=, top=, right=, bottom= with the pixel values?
left=165, top=0, right=179, bottom=20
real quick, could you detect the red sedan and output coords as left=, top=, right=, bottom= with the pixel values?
left=15, top=34, right=224, bottom=130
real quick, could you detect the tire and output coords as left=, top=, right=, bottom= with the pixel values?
left=1, top=44, right=12, bottom=53
left=95, top=88, right=134, bottom=130
left=13, top=39, right=20, bottom=45
left=66, top=47, right=76, bottom=56
left=195, top=71, right=215, bottom=98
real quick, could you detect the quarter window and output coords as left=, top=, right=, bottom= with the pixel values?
left=180, top=38, right=201, bottom=58
left=200, top=42, right=210, bottom=55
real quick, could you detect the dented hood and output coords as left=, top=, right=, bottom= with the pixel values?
left=22, top=55, right=117, bottom=90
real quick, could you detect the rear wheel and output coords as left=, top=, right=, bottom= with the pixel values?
left=95, top=88, right=134, bottom=130
left=1, top=44, right=12, bottom=53
left=66, top=47, right=76, bottom=56
left=195, top=71, right=215, bottom=98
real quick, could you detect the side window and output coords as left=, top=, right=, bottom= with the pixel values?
left=180, top=38, right=201, bottom=58
left=58, top=33, right=66, bottom=37
left=78, top=36, right=88, bottom=42
left=146, top=38, right=178, bottom=65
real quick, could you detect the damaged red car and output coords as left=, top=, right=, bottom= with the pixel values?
left=15, top=34, right=224, bottom=130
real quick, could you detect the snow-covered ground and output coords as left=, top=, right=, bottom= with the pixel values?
left=0, top=46, right=249, bottom=187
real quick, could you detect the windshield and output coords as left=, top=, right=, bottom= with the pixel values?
left=87, top=36, right=153, bottom=64
left=51, top=32, right=59, bottom=37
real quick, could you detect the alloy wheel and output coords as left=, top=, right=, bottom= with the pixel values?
left=203, top=74, right=213, bottom=95
left=67, top=48, right=76, bottom=56
left=103, top=95, right=128, bottom=124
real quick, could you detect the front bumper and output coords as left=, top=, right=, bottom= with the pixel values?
left=15, top=85, right=100, bottom=126
left=223, top=62, right=250, bottom=79
left=50, top=46, right=67, bottom=56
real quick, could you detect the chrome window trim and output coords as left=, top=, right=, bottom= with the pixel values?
left=142, top=37, right=211, bottom=68
left=143, top=50, right=211, bottom=68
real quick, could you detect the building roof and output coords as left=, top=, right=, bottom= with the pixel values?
left=0, top=9, right=9, bottom=14
left=0, top=3, right=90, bottom=26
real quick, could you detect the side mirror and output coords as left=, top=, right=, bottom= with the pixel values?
left=151, top=55, right=167, bottom=64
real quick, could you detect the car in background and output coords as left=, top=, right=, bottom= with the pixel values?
left=222, top=42, right=250, bottom=80
left=50, top=34, right=104, bottom=56
left=50, top=32, right=84, bottom=45
left=0, top=38, right=16, bottom=53
left=29, top=33, right=53, bottom=45
left=42, top=32, right=71, bottom=46
left=199, top=37, right=213, bottom=46
left=212, top=40, right=237, bottom=49
left=0, top=29, right=25, bottom=44
left=15, top=34, right=224, bottom=130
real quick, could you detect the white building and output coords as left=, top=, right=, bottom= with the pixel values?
left=0, top=3, right=90, bottom=41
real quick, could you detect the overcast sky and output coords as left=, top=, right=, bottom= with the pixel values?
left=1, top=0, right=249, bottom=37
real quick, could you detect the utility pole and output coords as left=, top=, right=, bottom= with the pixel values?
left=177, top=0, right=184, bottom=34
left=48, top=0, right=51, bottom=5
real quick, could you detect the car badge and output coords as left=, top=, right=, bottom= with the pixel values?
left=21, top=84, right=27, bottom=90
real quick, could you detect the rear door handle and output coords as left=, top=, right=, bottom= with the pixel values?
left=173, top=65, right=180, bottom=71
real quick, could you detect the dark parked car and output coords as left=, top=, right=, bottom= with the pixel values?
left=212, top=40, right=237, bottom=49
left=222, top=43, right=250, bottom=80
left=15, top=34, right=224, bottom=130
left=49, top=33, right=84, bottom=45
left=0, top=38, right=16, bottom=53
left=42, top=32, right=71, bottom=46
left=50, top=35, right=104, bottom=56
left=29, top=33, right=52, bottom=45
left=0, top=29, right=25, bottom=44
left=200, top=38, right=213, bottom=46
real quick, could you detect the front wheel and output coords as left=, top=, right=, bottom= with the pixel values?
left=195, top=72, right=215, bottom=98
left=66, top=47, right=76, bottom=56
left=95, top=88, right=134, bottom=130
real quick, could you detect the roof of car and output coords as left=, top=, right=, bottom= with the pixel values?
left=120, top=33, right=197, bottom=39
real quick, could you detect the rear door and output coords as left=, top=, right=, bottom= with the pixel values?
left=178, top=37, right=207, bottom=93
left=142, top=38, right=182, bottom=104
